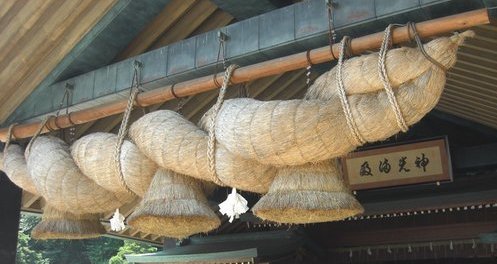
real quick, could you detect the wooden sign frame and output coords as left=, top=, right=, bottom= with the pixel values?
left=341, top=137, right=452, bottom=191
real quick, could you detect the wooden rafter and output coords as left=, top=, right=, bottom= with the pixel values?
left=116, top=0, right=198, bottom=60
left=150, top=0, right=219, bottom=49
left=21, top=191, right=41, bottom=209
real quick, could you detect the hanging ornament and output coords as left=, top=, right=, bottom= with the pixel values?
left=110, top=208, right=126, bottom=232
left=219, top=188, right=249, bottom=223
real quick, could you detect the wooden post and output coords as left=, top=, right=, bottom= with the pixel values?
left=0, top=172, right=22, bottom=263
left=0, top=8, right=493, bottom=141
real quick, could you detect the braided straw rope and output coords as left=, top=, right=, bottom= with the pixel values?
left=378, top=25, right=409, bottom=132
left=26, top=116, right=51, bottom=157
left=336, top=36, right=366, bottom=146
left=207, top=64, right=239, bottom=186
left=113, top=63, right=142, bottom=195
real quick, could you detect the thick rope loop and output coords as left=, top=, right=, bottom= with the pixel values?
left=113, top=62, right=142, bottom=196
left=26, top=116, right=52, bottom=157
left=406, top=22, right=448, bottom=72
left=207, top=64, right=239, bottom=186
left=336, top=36, right=366, bottom=146
left=378, top=25, right=409, bottom=133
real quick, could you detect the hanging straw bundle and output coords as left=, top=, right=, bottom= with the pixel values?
left=212, top=32, right=473, bottom=166
left=26, top=136, right=132, bottom=214
left=129, top=110, right=276, bottom=193
left=71, top=132, right=157, bottom=197
left=306, top=30, right=474, bottom=100
left=32, top=205, right=105, bottom=240
left=127, top=168, right=220, bottom=239
left=252, top=159, right=363, bottom=224
left=1, top=144, right=39, bottom=195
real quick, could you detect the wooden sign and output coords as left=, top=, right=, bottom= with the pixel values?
left=342, top=137, right=452, bottom=190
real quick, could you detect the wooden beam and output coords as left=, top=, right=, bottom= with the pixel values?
left=1, top=8, right=491, bottom=141
left=116, top=0, right=198, bottom=60
left=150, top=0, right=218, bottom=49
left=188, top=73, right=283, bottom=123
left=254, top=70, right=305, bottom=100
left=21, top=191, right=41, bottom=209
left=190, top=9, right=234, bottom=36
left=104, top=197, right=140, bottom=219
left=130, top=229, right=140, bottom=237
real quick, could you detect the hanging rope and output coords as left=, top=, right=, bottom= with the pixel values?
left=110, top=61, right=142, bottom=232
left=336, top=36, right=366, bottom=146
left=25, top=116, right=52, bottom=157
left=53, top=84, right=76, bottom=143
left=113, top=61, right=142, bottom=196
left=378, top=25, right=409, bottom=133
left=207, top=64, right=238, bottom=186
left=326, top=0, right=338, bottom=59
left=2, top=123, right=16, bottom=165
left=406, top=22, right=448, bottom=72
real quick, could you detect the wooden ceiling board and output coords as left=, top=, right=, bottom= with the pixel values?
left=0, top=0, right=52, bottom=57
left=0, top=0, right=118, bottom=123
left=0, top=0, right=27, bottom=32
left=437, top=25, right=497, bottom=131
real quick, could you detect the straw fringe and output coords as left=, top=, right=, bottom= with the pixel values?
left=32, top=206, right=105, bottom=240
left=26, top=136, right=132, bottom=214
left=1, top=144, right=39, bottom=195
left=252, top=160, right=363, bottom=224
left=71, top=132, right=157, bottom=197
left=127, top=169, right=220, bottom=239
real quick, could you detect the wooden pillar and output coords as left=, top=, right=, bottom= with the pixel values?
left=0, top=172, right=22, bottom=263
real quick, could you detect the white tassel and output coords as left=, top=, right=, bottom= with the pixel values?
left=110, top=208, right=126, bottom=232
left=219, top=188, right=249, bottom=223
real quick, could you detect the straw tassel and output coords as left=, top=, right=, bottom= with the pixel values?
left=219, top=188, right=249, bottom=223
left=110, top=209, right=125, bottom=232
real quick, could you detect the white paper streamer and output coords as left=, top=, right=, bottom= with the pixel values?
left=110, top=208, right=126, bottom=232
left=219, top=188, right=249, bottom=223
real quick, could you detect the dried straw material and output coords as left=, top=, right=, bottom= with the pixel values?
left=306, top=31, right=474, bottom=100
left=1, top=144, right=39, bottom=195
left=129, top=110, right=276, bottom=193
left=26, top=136, right=132, bottom=214
left=127, top=169, right=220, bottom=239
left=252, top=160, right=363, bottom=224
left=213, top=32, right=473, bottom=166
left=32, top=205, right=105, bottom=240
left=71, top=132, right=157, bottom=197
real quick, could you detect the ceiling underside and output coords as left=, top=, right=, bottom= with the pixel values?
left=0, top=0, right=118, bottom=123
left=5, top=0, right=497, bottom=245
left=437, top=24, right=497, bottom=130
